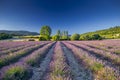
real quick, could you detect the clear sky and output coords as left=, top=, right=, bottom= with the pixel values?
left=0, top=0, right=120, bottom=35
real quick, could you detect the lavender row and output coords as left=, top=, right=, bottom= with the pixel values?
left=74, top=40, right=120, bottom=55
left=44, top=42, right=72, bottom=80
left=0, top=42, right=49, bottom=68
left=62, top=42, right=119, bottom=80
left=68, top=41, right=120, bottom=67
left=0, top=41, right=34, bottom=51
left=0, top=42, right=55, bottom=80
left=0, top=41, right=50, bottom=51
left=0, top=42, right=41, bottom=56
left=61, top=42, right=93, bottom=80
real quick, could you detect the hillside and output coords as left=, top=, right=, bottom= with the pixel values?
left=80, top=26, right=120, bottom=39
left=0, top=30, right=39, bottom=36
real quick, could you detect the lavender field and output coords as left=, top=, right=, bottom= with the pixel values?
left=0, top=40, right=120, bottom=80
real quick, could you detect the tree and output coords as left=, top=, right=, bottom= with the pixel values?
left=66, top=31, right=69, bottom=40
left=40, top=25, right=52, bottom=40
left=71, top=33, right=80, bottom=40
left=61, top=30, right=69, bottom=40
left=84, top=35, right=92, bottom=40
left=57, top=30, right=61, bottom=36
left=92, top=34, right=102, bottom=40
left=57, top=30, right=61, bottom=40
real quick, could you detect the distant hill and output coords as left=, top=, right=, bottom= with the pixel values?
left=80, top=26, right=120, bottom=39
left=0, top=30, right=39, bottom=36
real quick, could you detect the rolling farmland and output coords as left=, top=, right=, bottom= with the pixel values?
left=0, top=40, right=120, bottom=80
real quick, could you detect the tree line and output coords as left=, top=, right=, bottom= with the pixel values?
left=0, top=33, right=12, bottom=40
left=39, top=25, right=103, bottom=41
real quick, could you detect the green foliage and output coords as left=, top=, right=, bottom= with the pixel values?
left=90, top=62, right=104, bottom=73
left=71, top=33, right=80, bottom=40
left=3, top=66, right=30, bottom=80
left=53, top=30, right=69, bottom=41
left=80, top=35, right=92, bottom=40
left=0, top=33, right=12, bottom=40
left=80, top=26, right=120, bottom=39
left=52, top=35, right=60, bottom=41
left=61, top=31, right=69, bottom=40
left=57, top=30, right=61, bottom=36
left=79, top=34, right=102, bottom=40
left=39, top=35, right=47, bottom=41
left=92, top=34, right=102, bottom=40
left=40, top=25, right=52, bottom=40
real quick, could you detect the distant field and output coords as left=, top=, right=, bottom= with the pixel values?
left=0, top=40, right=120, bottom=80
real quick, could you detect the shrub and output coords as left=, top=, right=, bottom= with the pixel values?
left=92, top=34, right=102, bottom=40
left=79, top=34, right=103, bottom=40
left=52, top=35, right=60, bottom=41
left=71, top=33, right=80, bottom=40
left=79, top=35, right=92, bottom=40
left=39, top=36, right=46, bottom=41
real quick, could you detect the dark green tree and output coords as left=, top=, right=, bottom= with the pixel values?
left=0, top=33, right=12, bottom=40
left=66, top=31, right=69, bottom=39
left=57, top=30, right=61, bottom=36
left=92, top=34, right=102, bottom=40
left=57, top=30, right=61, bottom=40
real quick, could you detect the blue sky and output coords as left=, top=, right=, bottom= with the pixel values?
left=0, top=0, right=120, bottom=35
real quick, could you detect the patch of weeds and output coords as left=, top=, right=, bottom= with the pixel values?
left=90, top=62, right=104, bottom=74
